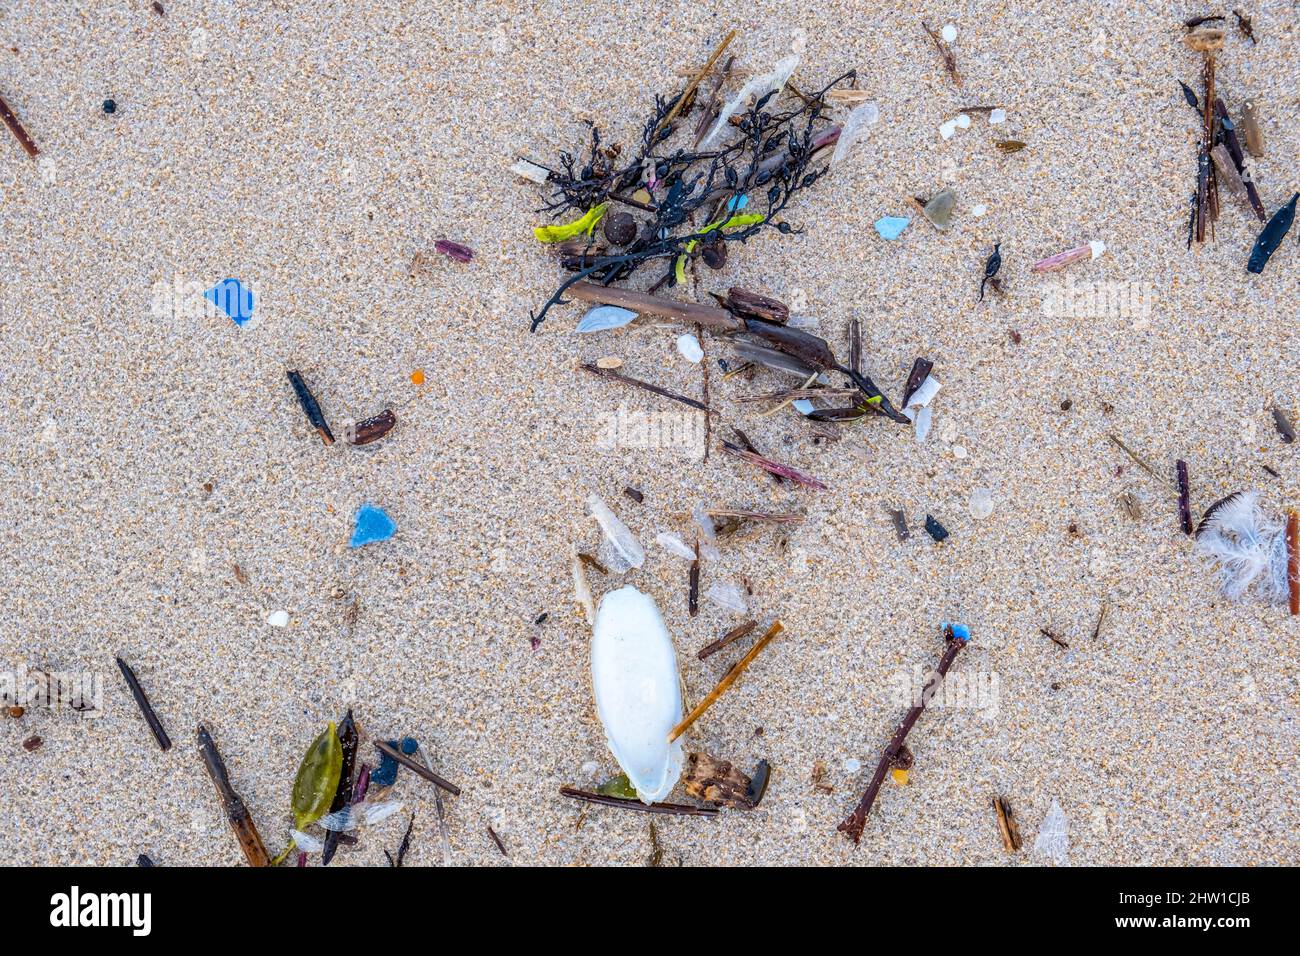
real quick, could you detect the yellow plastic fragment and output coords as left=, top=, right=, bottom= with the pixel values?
left=891, top=768, right=910, bottom=786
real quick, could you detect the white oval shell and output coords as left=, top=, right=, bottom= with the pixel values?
left=590, top=586, right=684, bottom=803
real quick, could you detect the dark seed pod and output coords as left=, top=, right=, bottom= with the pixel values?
left=603, top=211, right=637, bottom=246
left=701, top=238, right=727, bottom=270
left=350, top=409, right=397, bottom=445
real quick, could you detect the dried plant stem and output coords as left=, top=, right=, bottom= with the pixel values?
left=721, top=442, right=827, bottom=490
left=1176, top=459, right=1193, bottom=535
left=697, top=619, right=759, bottom=661
left=116, top=657, right=172, bottom=751
left=565, top=281, right=741, bottom=331
left=838, top=630, right=970, bottom=844
left=559, top=786, right=719, bottom=817
left=1107, top=433, right=1170, bottom=487
left=579, top=362, right=712, bottom=414
left=921, top=21, right=961, bottom=86
left=993, top=795, right=1023, bottom=852
left=0, top=93, right=39, bottom=158
left=703, top=508, right=803, bottom=524
left=669, top=621, right=785, bottom=743
left=652, top=29, right=736, bottom=142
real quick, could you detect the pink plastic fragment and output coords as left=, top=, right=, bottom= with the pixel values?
left=434, top=239, right=474, bottom=263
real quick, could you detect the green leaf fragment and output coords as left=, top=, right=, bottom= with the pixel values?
left=290, top=721, right=344, bottom=831
left=674, top=255, right=687, bottom=284
left=534, top=203, right=610, bottom=243
left=595, top=773, right=639, bottom=800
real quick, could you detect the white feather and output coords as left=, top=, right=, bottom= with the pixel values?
left=1193, top=491, right=1288, bottom=603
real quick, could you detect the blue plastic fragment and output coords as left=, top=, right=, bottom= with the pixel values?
left=371, top=736, right=421, bottom=787
left=943, top=622, right=972, bottom=642
left=726, top=194, right=750, bottom=212
left=874, top=216, right=910, bottom=240
left=204, top=278, right=255, bottom=326
left=349, top=504, right=396, bottom=548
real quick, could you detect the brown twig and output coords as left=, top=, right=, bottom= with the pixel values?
left=838, top=628, right=970, bottom=844
left=374, top=741, right=462, bottom=796
left=0, top=92, right=39, bottom=158
left=579, top=362, right=713, bottom=414
left=697, top=619, right=759, bottom=661
left=487, top=825, right=508, bottom=856
left=669, top=621, right=784, bottom=743
left=559, top=786, right=719, bottom=816
left=1287, top=510, right=1299, bottom=616
left=1039, top=628, right=1069, bottom=649
left=993, top=795, right=1023, bottom=851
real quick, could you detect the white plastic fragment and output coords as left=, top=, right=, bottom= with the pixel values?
left=572, top=553, right=596, bottom=624
left=266, top=610, right=289, bottom=628
left=587, top=494, right=645, bottom=569
left=316, top=799, right=405, bottom=832
left=914, top=404, right=933, bottom=443
left=843, top=757, right=862, bottom=773
left=939, top=119, right=958, bottom=140
left=705, top=582, right=748, bottom=613
left=941, top=23, right=957, bottom=44
left=676, top=333, right=704, bottom=363
left=1089, top=240, right=1106, bottom=259
left=971, top=203, right=988, bottom=217
left=577, top=305, right=638, bottom=333
left=509, top=159, right=550, bottom=184
left=968, top=488, right=994, bottom=520
left=290, top=829, right=324, bottom=853
left=792, top=399, right=816, bottom=416
left=955, top=113, right=971, bottom=130
left=830, top=100, right=880, bottom=168
left=989, top=108, right=1007, bottom=125
left=953, top=445, right=967, bottom=459
left=655, top=531, right=697, bottom=560
left=590, top=586, right=685, bottom=803
left=1033, top=799, right=1070, bottom=864
left=702, top=55, right=800, bottom=148
left=906, top=375, right=942, bottom=410
left=692, top=504, right=722, bottom=561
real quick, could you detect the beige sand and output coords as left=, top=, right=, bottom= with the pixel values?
left=1, top=1, right=1297, bottom=866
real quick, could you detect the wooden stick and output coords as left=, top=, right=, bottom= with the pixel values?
left=0, top=93, right=39, bottom=158
left=564, top=281, right=742, bottom=332
left=559, top=786, right=718, bottom=817
left=838, top=629, right=970, bottom=844
left=651, top=30, right=736, bottom=142
left=115, top=656, right=172, bottom=751
left=374, top=740, right=462, bottom=796
left=196, top=724, right=271, bottom=867
left=668, top=621, right=784, bottom=743
left=721, top=441, right=827, bottom=490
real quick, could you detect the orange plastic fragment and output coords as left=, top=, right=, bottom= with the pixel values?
left=410, top=369, right=425, bottom=385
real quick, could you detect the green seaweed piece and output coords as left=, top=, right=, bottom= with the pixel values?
left=595, top=773, right=639, bottom=800
left=534, top=203, right=610, bottom=243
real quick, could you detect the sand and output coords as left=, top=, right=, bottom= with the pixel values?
left=1, top=1, right=1297, bottom=866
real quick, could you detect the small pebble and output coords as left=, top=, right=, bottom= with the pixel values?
left=23, top=735, right=42, bottom=752
left=102, top=98, right=117, bottom=114
left=266, top=610, right=290, bottom=628
left=968, top=488, right=994, bottom=519
left=941, top=23, right=957, bottom=44
left=676, top=333, right=703, bottom=363
left=923, top=188, right=956, bottom=230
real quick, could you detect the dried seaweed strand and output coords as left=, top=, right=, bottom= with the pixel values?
left=920, top=21, right=961, bottom=86
left=487, top=825, right=508, bottom=856
left=559, top=786, right=718, bottom=817
left=286, top=370, right=335, bottom=445
left=668, top=621, right=785, bottom=743
left=838, top=628, right=969, bottom=844
left=703, top=508, right=803, bottom=524
left=1287, top=510, right=1299, bottom=616
left=196, top=724, right=271, bottom=866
